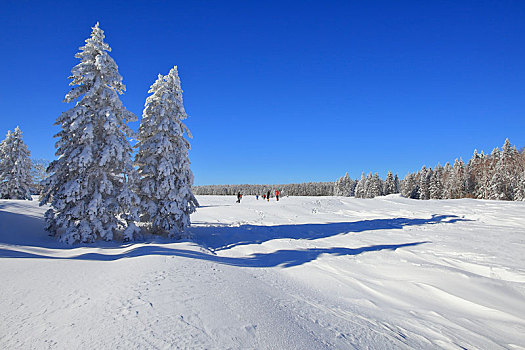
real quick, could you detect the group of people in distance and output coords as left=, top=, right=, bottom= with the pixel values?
left=237, top=190, right=280, bottom=203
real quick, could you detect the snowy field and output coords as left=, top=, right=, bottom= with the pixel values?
left=1, top=195, right=525, bottom=349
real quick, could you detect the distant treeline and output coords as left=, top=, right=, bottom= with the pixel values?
left=192, top=182, right=335, bottom=196
left=194, top=139, right=525, bottom=201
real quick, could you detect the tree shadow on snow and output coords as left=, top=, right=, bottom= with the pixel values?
left=0, top=209, right=137, bottom=250
left=0, top=210, right=469, bottom=267
left=191, top=214, right=469, bottom=252
left=0, top=209, right=466, bottom=253
left=0, top=241, right=430, bottom=268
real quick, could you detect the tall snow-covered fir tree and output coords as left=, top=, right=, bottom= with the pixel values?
left=135, top=66, right=198, bottom=237
left=0, top=127, right=33, bottom=200
left=40, top=23, right=140, bottom=244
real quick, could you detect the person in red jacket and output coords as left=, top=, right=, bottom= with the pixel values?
left=276, top=190, right=279, bottom=201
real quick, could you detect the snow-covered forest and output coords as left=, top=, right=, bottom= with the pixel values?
left=193, top=139, right=525, bottom=202
left=400, top=139, right=525, bottom=201
left=192, top=182, right=336, bottom=196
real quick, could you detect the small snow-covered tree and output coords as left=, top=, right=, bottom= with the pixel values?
left=135, top=66, right=198, bottom=237
left=383, top=171, right=395, bottom=195
left=336, top=172, right=355, bottom=197
left=363, top=172, right=373, bottom=198
left=0, top=127, right=33, bottom=200
left=429, top=164, right=443, bottom=199
left=401, top=173, right=418, bottom=199
left=40, top=23, right=139, bottom=244
left=418, top=166, right=431, bottom=200
left=515, top=171, right=525, bottom=201
left=334, top=176, right=344, bottom=196
left=368, top=173, right=382, bottom=198
left=394, top=174, right=400, bottom=193
left=354, top=173, right=366, bottom=198
left=449, top=159, right=467, bottom=199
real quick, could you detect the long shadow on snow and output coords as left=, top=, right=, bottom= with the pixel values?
left=0, top=241, right=429, bottom=268
left=192, top=214, right=468, bottom=252
left=0, top=206, right=464, bottom=252
left=0, top=209, right=137, bottom=250
left=0, top=208, right=439, bottom=267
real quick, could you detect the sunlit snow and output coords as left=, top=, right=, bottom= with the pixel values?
left=1, top=195, right=524, bottom=349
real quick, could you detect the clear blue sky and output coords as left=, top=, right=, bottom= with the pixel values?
left=1, top=1, right=524, bottom=185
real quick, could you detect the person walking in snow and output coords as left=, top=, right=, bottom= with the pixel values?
left=266, top=190, right=270, bottom=202
left=256, top=194, right=259, bottom=200
left=236, top=192, right=242, bottom=203
left=276, top=189, right=279, bottom=201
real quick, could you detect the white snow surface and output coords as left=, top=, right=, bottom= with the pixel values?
left=1, top=194, right=525, bottom=349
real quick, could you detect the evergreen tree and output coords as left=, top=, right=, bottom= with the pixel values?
left=451, top=159, right=467, bottom=199
left=334, top=176, right=344, bottom=196
left=500, top=138, right=520, bottom=200
left=465, top=149, right=479, bottom=196
left=515, top=171, right=525, bottom=201
left=429, top=164, right=443, bottom=199
left=354, top=172, right=366, bottom=198
left=368, top=173, right=383, bottom=197
left=442, top=162, right=453, bottom=199
left=135, top=67, right=198, bottom=237
left=40, top=23, right=139, bottom=244
left=342, top=172, right=352, bottom=196
left=394, top=174, right=400, bottom=193
left=363, top=172, right=373, bottom=198
left=401, top=173, right=419, bottom=199
left=383, top=171, right=396, bottom=195
left=0, top=127, right=33, bottom=200
left=418, top=166, right=431, bottom=200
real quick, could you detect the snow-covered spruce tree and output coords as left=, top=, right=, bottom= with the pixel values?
left=429, top=164, right=444, bottom=199
left=354, top=173, right=366, bottom=198
left=335, top=172, right=355, bottom=197
left=441, top=162, right=453, bottom=199
left=418, top=166, right=431, bottom=200
left=451, top=159, right=467, bottom=199
left=363, top=172, right=373, bottom=198
left=334, top=176, right=344, bottom=196
left=135, top=66, right=198, bottom=238
left=368, top=173, right=383, bottom=198
left=474, top=151, right=491, bottom=199
left=0, top=127, right=33, bottom=200
left=401, top=173, right=419, bottom=199
left=394, top=174, right=400, bottom=193
left=40, top=23, right=140, bottom=244
left=383, top=171, right=395, bottom=195
left=515, top=171, right=525, bottom=201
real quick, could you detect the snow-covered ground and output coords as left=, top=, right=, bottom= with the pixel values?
left=1, top=195, right=524, bottom=349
